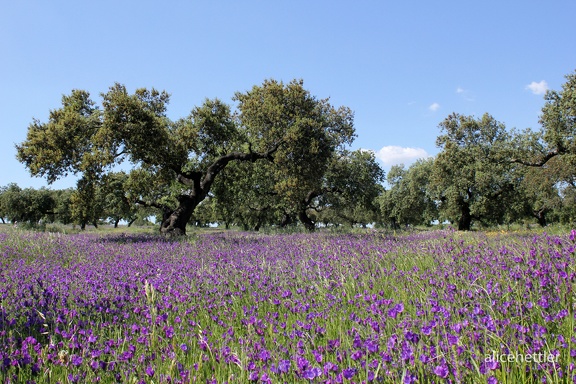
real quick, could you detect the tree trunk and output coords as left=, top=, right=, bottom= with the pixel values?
left=160, top=195, right=197, bottom=236
left=533, top=209, right=547, bottom=227
left=298, top=209, right=316, bottom=232
left=127, top=218, right=136, bottom=227
left=156, top=145, right=281, bottom=236
left=458, top=201, right=472, bottom=231
left=114, top=218, right=120, bottom=228
left=279, top=213, right=293, bottom=227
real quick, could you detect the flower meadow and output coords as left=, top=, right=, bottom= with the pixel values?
left=0, top=228, right=575, bottom=384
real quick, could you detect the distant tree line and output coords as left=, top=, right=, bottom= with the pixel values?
left=380, top=70, right=576, bottom=230
left=0, top=173, right=155, bottom=229
left=9, top=71, right=576, bottom=232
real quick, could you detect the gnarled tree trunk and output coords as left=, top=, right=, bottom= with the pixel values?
left=458, top=200, right=472, bottom=231
left=159, top=195, right=198, bottom=236
left=533, top=208, right=548, bottom=227
left=297, top=190, right=321, bottom=232
left=155, top=147, right=280, bottom=236
left=298, top=209, right=316, bottom=232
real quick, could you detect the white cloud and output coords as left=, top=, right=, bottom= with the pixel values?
left=428, top=102, right=440, bottom=112
left=456, top=87, right=474, bottom=101
left=375, top=146, right=430, bottom=166
left=526, top=80, right=549, bottom=95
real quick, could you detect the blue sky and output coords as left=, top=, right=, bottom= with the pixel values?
left=1, top=1, right=575, bottom=189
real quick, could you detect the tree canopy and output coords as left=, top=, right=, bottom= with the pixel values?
left=16, top=79, right=362, bottom=234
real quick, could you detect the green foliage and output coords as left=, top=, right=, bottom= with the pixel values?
left=16, top=90, right=101, bottom=183
left=0, top=183, right=23, bottom=223
left=13, top=70, right=576, bottom=232
left=100, top=172, right=141, bottom=227
left=69, top=175, right=105, bottom=228
left=16, top=79, right=361, bottom=234
left=431, top=113, right=520, bottom=230
left=234, top=79, right=356, bottom=208
left=52, top=188, right=74, bottom=224
left=0, top=183, right=56, bottom=224
left=210, top=160, right=279, bottom=230
left=209, top=148, right=385, bottom=230
left=317, top=149, right=385, bottom=227
left=540, top=71, right=576, bottom=155
left=379, top=159, right=437, bottom=227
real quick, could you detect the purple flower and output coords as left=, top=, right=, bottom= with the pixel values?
left=365, top=339, right=379, bottom=353
left=388, top=303, right=404, bottom=318
left=351, top=350, right=364, bottom=361
left=145, top=365, right=155, bottom=377
left=556, top=309, right=569, bottom=319
left=343, top=367, right=356, bottom=380
left=278, top=359, right=291, bottom=373
left=323, top=361, right=338, bottom=374
left=180, top=343, right=188, bottom=352
left=327, top=339, right=340, bottom=351
left=297, top=356, right=310, bottom=372
left=303, top=367, right=321, bottom=380
left=312, top=349, right=323, bottom=363
left=403, top=371, right=418, bottom=384
left=404, top=331, right=420, bottom=344
left=434, top=364, right=448, bottom=378
left=485, top=358, right=499, bottom=371
left=71, top=355, right=83, bottom=367
left=259, top=349, right=271, bottom=362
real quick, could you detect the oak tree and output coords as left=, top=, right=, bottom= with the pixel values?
left=16, top=79, right=354, bottom=235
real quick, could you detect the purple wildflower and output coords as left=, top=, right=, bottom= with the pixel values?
left=343, top=367, right=356, bottom=379
left=278, top=359, right=291, bottom=373
left=434, top=364, right=448, bottom=378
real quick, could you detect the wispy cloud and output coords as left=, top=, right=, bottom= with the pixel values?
left=428, top=102, right=440, bottom=112
left=375, top=146, right=430, bottom=166
left=526, top=80, right=549, bottom=95
left=456, top=87, right=474, bottom=101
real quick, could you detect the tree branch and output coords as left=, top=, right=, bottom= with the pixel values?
left=200, top=142, right=283, bottom=194
left=509, top=149, right=559, bottom=167
left=177, top=171, right=202, bottom=189
left=135, top=199, right=172, bottom=215
left=303, top=190, right=322, bottom=206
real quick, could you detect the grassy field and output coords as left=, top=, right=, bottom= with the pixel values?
left=0, top=226, right=574, bottom=383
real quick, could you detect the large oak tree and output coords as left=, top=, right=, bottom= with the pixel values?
left=431, top=113, right=521, bottom=230
left=16, top=79, right=355, bottom=235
